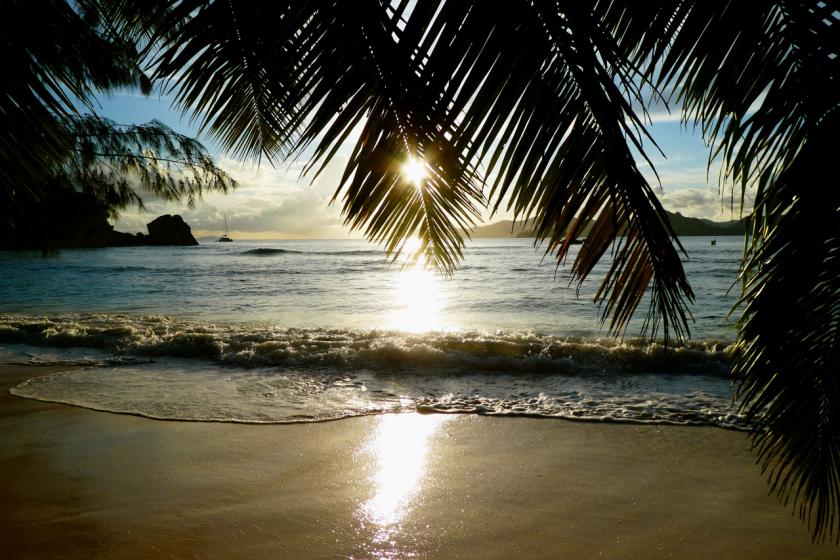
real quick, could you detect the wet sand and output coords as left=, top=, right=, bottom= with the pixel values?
left=1, top=363, right=836, bottom=559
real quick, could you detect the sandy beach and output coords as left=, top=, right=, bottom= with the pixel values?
left=1, top=363, right=835, bottom=560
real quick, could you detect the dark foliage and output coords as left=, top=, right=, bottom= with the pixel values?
left=0, top=1, right=234, bottom=226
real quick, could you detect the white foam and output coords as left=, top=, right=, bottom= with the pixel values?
left=0, top=343, right=131, bottom=366
left=8, top=359, right=745, bottom=428
left=10, top=360, right=406, bottom=423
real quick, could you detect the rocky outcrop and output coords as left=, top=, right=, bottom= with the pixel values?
left=143, top=214, right=198, bottom=246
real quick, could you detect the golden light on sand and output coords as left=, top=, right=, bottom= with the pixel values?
left=401, top=157, right=427, bottom=188
left=359, top=413, right=448, bottom=536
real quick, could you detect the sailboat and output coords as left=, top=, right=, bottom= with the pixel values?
left=218, top=215, right=233, bottom=242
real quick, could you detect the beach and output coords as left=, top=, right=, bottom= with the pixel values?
left=1, top=363, right=834, bottom=559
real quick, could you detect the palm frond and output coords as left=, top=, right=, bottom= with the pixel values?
left=434, top=2, right=694, bottom=338
left=734, top=112, right=840, bottom=542
left=655, top=0, right=840, bottom=541
left=135, top=0, right=486, bottom=271
left=154, top=3, right=292, bottom=162
left=118, top=0, right=692, bottom=330
left=303, top=1, right=486, bottom=271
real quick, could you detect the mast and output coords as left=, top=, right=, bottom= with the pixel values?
left=218, top=213, right=233, bottom=241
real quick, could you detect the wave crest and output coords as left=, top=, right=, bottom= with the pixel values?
left=241, top=248, right=384, bottom=257
left=0, top=313, right=733, bottom=375
left=241, top=248, right=303, bottom=255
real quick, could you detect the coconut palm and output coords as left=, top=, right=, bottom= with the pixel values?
left=6, top=0, right=840, bottom=542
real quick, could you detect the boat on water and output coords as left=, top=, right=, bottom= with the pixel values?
left=218, top=215, right=233, bottom=242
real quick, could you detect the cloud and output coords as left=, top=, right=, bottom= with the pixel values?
left=233, top=189, right=344, bottom=236
left=646, top=111, right=684, bottom=123
left=643, top=163, right=718, bottom=191
left=630, top=83, right=768, bottom=125
left=638, top=156, right=755, bottom=220
left=114, top=155, right=357, bottom=239
left=656, top=187, right=754, bottom=220
left=627, top=87, right=686, bottom=124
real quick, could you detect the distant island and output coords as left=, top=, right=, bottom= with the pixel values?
left=467, top=211, right=746, bottom=238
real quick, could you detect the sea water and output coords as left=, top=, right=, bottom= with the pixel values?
left=0, top=237, right=747, bottom=427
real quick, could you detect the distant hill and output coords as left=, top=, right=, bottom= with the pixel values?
left=466, top=218, right=537, bottom=238
left=467, top=211, right=746, bottom=238
left=666, top=212, right=746, bottom=236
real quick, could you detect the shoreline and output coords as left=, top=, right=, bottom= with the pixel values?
left=8, top=390, right=756, bottom=431
left=1, top=363, right=835, bottom=559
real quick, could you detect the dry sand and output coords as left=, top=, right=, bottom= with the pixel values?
left=0, top=363, right=836, bottom=559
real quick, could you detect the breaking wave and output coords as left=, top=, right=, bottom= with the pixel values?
left=0, top=313, right=732, bottom=375
left=241, top=248, right=304, bottom=255
left=241, top=248, right=383, bottom=257
left=1, top=313, right=744, bottom=429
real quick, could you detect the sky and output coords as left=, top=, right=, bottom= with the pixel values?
left=94, top=90, right=751, bottom=240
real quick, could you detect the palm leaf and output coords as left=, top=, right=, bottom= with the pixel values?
left=136, top=0, right=486, bottom=270
left=132, top=1, right=287, bottom=162
left=653, top=0, right=840, bottom=541
left=734, top=114, right=840, bottom=541
left=433, top=2, right=694, bottom=338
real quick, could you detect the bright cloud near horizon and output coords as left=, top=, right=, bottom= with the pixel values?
left=100, top=92, right=753, bottom=240
left=116, top=155, right=352, bottom=239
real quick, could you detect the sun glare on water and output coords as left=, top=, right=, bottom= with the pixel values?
left=392, top=266, right=443, bottom=332
left=388, top=237, right=447, bottom=332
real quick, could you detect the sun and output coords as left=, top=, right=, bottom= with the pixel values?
left=401, top=157, right=427, bottom=188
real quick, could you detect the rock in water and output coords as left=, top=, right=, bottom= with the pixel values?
left=145, top=215, right=198, bottom=246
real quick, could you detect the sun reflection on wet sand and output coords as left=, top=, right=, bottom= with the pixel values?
left=357, top=413, right=449, bottom=556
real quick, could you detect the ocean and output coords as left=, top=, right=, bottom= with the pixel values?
left=0, top=237, right=746, bottom=428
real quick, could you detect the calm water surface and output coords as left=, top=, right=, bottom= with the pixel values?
left=0, top=237, right=741, bottom=337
